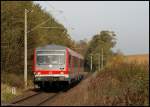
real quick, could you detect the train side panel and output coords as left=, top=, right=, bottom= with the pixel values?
left=67, top=48, right=84, bottom=83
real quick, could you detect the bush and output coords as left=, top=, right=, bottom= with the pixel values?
left=2, top=73, right=24, bottom=88
left=1, top=83, right=19, bottom=103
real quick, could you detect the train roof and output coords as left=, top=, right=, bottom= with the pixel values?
left=36, top=44, right=84, bottom=59
left=67, top=48, right=84, bottom=59
left=36, top=44, right=66, bottom=50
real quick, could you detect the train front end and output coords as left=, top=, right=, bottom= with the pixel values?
left=33, top=45, right=69, bottom=88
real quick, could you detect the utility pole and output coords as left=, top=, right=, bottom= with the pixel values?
left=23, top=8, right=64, bottom=89
left=24, top=9, right=28, bottom=88
left=99, top=53, right=100, bottom=71
left=90, top=55, right=92, bottom=72
left=101, top=48, right=104, bottom=69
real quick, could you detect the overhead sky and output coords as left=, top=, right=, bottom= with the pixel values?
left=34, top=1, right=149, bottom=55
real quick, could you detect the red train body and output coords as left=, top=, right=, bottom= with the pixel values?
left=32, top=44, right=84, bottom=88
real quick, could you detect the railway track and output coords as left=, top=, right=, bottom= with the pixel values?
left=11, top=90, right=42, bottom=104
left=12, top=92, right=59, bottom=106
left=7, top=86, right=67, bottom=106
left=3, top=85, right=71, bottom=106
left=3, top=72, right=91, bottom=106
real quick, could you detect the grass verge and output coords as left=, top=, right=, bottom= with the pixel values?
left=1, top=72, right=34, bottom=103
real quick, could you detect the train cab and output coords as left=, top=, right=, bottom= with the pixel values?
left=33, top=44, right=84, bottom=88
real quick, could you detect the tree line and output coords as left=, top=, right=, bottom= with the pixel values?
left=1, top=1, right=76, bottom=74
left=78, top=31, right=116, bottom=72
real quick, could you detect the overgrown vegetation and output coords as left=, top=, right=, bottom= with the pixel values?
left=88, top=55, right=149, bottom=106
left=1, top=83, right=22, bottom=103
left=87, top=56, right=149, bottom=106
left=1, top=72, right=34, bottom=102
left=1, top=72, right=33, bottom=88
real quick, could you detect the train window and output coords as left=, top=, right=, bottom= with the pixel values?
left=71, top=56, right=73, bottom=67
left=37, top=55, right=65, bottom=65
left=73, top=57, right=75, bottom=67
left=74, top=57, right=76, bottom=67
left=37, top=56, right=49, bottom=65
left=59, top=55, right=65, bottom=65
left=80, top=59, right=83, bottom=67
left=71, top=56, right=74, bottom=67
left=36, top=51, right=65, bottom=65
left=69, top=54, right=71, bottom=66
left=49, top=55, right=59, bottom=64
left=74, top=57, right=78, bottom=68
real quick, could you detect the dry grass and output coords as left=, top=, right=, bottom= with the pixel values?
left=1, top=72, right=34, bottom=103
left=125, top=54, right=149, bottom=64
left=1, top=83, right=22, bottom=103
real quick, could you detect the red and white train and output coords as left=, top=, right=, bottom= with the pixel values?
left=32, top=44, right=84, bottom=88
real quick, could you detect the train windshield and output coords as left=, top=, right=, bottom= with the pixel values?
left=36, top=51, right=65, bottom=65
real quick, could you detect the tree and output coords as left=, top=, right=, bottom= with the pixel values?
left=75, top=39, right=89, bottom=56
left=85, top=31, right=116, bottom=72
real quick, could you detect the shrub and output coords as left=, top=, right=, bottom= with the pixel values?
left=87, top=58, right=149, bottom=106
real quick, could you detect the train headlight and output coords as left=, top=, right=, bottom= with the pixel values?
left=49, top=64, right=52, bottom=68
left=37, top=72, right=41, bottom=75
left=60, top=72, right=64, bottom=74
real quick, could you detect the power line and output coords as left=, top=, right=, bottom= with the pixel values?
left=46, top=2, right=75, bottom=36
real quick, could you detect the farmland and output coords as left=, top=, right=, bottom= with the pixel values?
left=125, top=54, right=149, bottom=64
